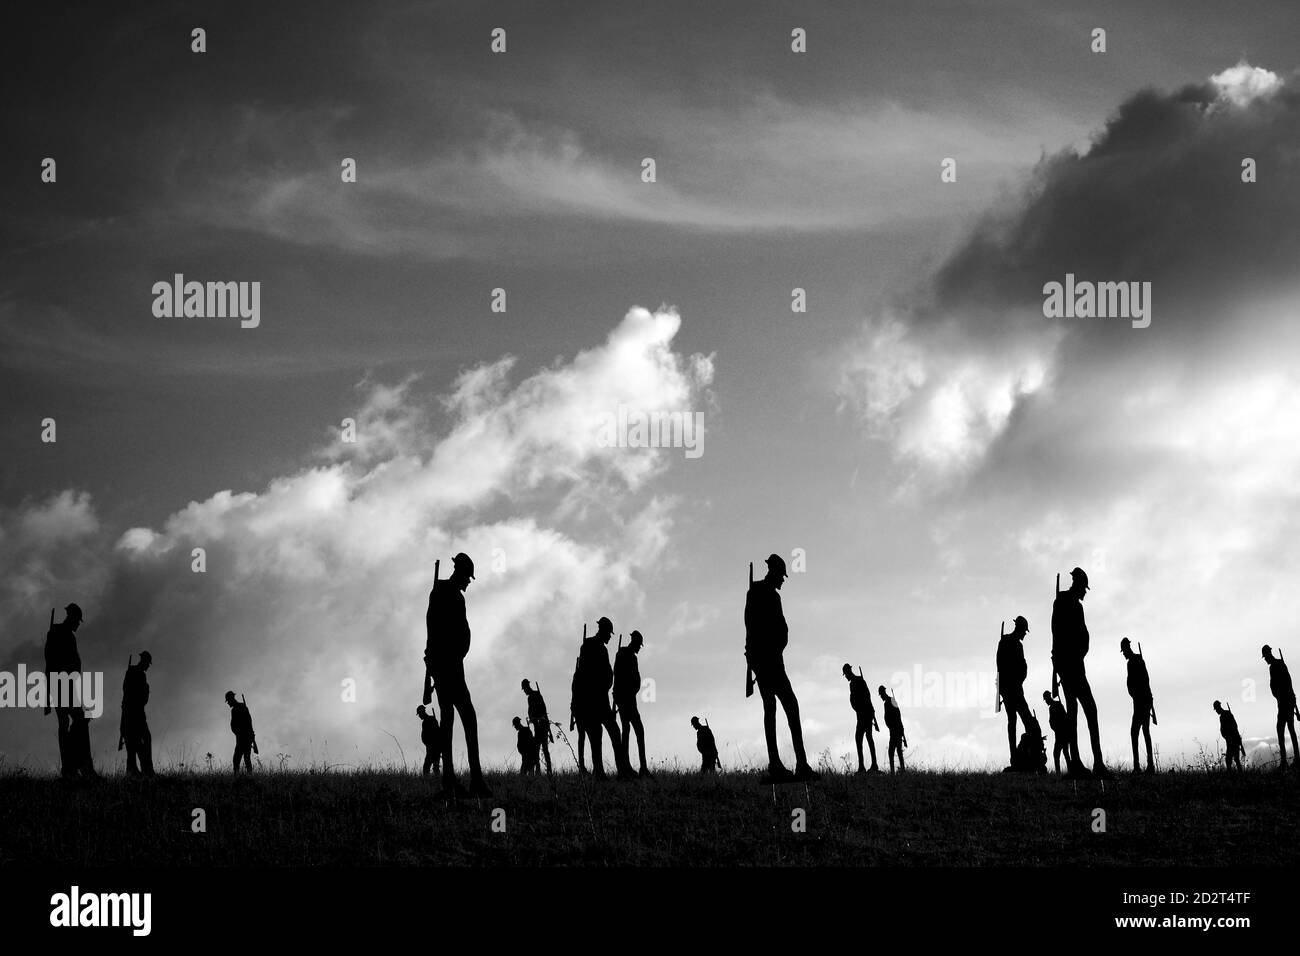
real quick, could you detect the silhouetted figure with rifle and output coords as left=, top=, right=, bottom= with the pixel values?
left=1042, top=691, right=1070, bottom=774
left=225, top=690, right=257, bottom=774
left=575, top=617, right=635, bottom=780
left=614, top=630, right=652, bottom=777
left=997, top=616, right=1033, bottom=770
left=416, top=704, right=440, bottom=777
left=513, top=717, right=540, bottom=775
left=426, top=553, right=491, bottom=798
left=569, top=651, right=588, bottom=774
left=1121, top=638, right=1155, bottom=774
left=120, top=651, right=154, bottom=777
left=44, top=602, right=87, bottom=778
left=521, top=679, right=553, bottom=775
left=692, top=716, right=720, bottom=774
left=842, top=663, right=880, bottom=773
left=1262, top=645, right=1299, bottom=771
left=1050, top=568, right=1110, bottom=779
left=745, top=554, right=819, bottom=784
left=879, top=685, right=906, bottom=772
left=1213, top=700, right=1245, bottom=772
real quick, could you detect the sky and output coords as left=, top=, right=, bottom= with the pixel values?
left=2, top=0, right=1299, bottom=774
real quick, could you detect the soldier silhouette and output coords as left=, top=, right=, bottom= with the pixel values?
left=691, top=716, right=721, bottom=774
left=1261, top=645, right=1299, bottom=771
left=568, top=656, right=588, bottom=774
left=1121, top=638, right=1155, bottom=774
left=416, top=705, right=441, bottom=777
left=744, top=554, right=819, bottom=784
left=997, top=617, right=1034, bottom=770
left=1041, top=691, right=1070, bottom=774
left=575, top=617, right=635, bottom=781
left=426, top=553, right=491, bottom=798
left=614, top=631, right=651, bottom=777
left=1213, top=700, right=1245, bottom=772
left=1006, top=710, right=1047, bottom=773
left=225, top=691, right=257, bottom=774
left=878, top=686, right=906, bottom=772
left=44, top=603, right=86, bottom=777
left=1050, top=568, right=1110, bottom=779
left=513, top=717, right=540, bottom=775
left=842, top=664, right=880, bottom=773
left=120, top=651, right=154, bottom=777
left=521, top=679, right=553, bottom=775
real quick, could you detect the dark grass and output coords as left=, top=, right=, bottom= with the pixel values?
left=1, top=765, right=1296, bottom=867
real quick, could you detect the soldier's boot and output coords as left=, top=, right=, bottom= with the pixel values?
left=469, top=771, right=493, bottom=798
left=793, top=762, right=821, bottom=782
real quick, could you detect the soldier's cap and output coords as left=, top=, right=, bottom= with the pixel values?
left=765, top=553, right=787, bottom=576
left=520, top=678, right=531, bottom=690
left=416, top=705, right=427, bottom=716
left=1014, top=615, right=1028, bottom=628
left=138, top=651, right=152, bottom=664
left=877, top=684, right=887, bottom=694
left=842, top=663, right=853, bottom=675
left=690, top=716, right=700, bottom=725
left=597, top=616, right=613, bottom=630
left=1120, top=637, right=1132, bottom=650
left=1069, top=567, right=1089, bottom=589
left=512, top=716, right=523, bottom=727
left=65, top=602, right=83, bottom=619
left=452, top=552, right=475, bottom=579
left=1213, top=700, right=1222, bottom=710
left=630, top=629, right=643, bottom=643
left=224, top=690, right=236, bottom=702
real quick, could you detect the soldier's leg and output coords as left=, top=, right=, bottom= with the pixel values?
left=1075, top=674, right=1104, bottom=769
left=586, top=718, right=606, bottom=777
left=140, top=718, right=153, bottom=775
left=772, top=671, right=809, bottom=768
left=55, top=707, right=73, bottom=775
left=434, top=682, right=458, bottom=786
left=757, top=679, right=782, bottom=770
left=1130, top=708, right=1141, bottom=770
left=628, top=704, right=648, bottom=772
left=602, top=707, right=632, bottom=773
left=577, top=726, right=587, bottom=771
left=1275, top=709, right=1287, bottom=768
left=1287, top=713, right=1298, bottom=762
left=1061, top=683, right=1082, bottom=770
left=453, top=683, right=485, bottom=781
left=866, top=727, right=879, bottom=770
left=1141, top=714, right=1153, bottom=770
left=422, top=748, right=433, bottom=775
left=1005, top=708, right=1018, bottom=764
left=540, top=735, right=552, bottom=775
left=1053, top=740, right=1063, bottom=774
left=232, top=742, right=241, bottom=774
left=854, top=722, right=865, bottom=772
left=1012, top=693, right=1032, bottom=763
left=125, top=720, right=140, bottom=775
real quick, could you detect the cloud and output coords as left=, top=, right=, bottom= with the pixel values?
left=0, top=307, right=714, bottom=770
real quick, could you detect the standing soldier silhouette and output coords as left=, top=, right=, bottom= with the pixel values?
left=744, top=554, right=819, bottom=783
left=1213, top=700, right=1245, bottom=772
left=120, top=651, right=154, bottom=777
left=1050, top=568, right=1110, bottom=778
left=225, top=691, right=257, bottom=774
left=997, top=617, right=1033, bottom=770
left=1261, top=645, right=1299, bottom=771
left=691, top=716, right=721, bottom=774
left=512, top=717, right=540, bottom=775
left=521, top=679, right=553, bottom=776
left=416, top=705, right=440, bottom=777
left=576, top=617, right=635, bottom=781
left=44, top=603, right=86, bottom=777
left=878, top=685, right=906, bottom=772
left=425, top=553, right=491, bottom=798
left=842, top=664, right=880, bottom=774
left=1120, top=638, right=1155, bottom=774
left=614, top=631, right=652, bottom=777
left=1041, top=691, right=1071, bottom=774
